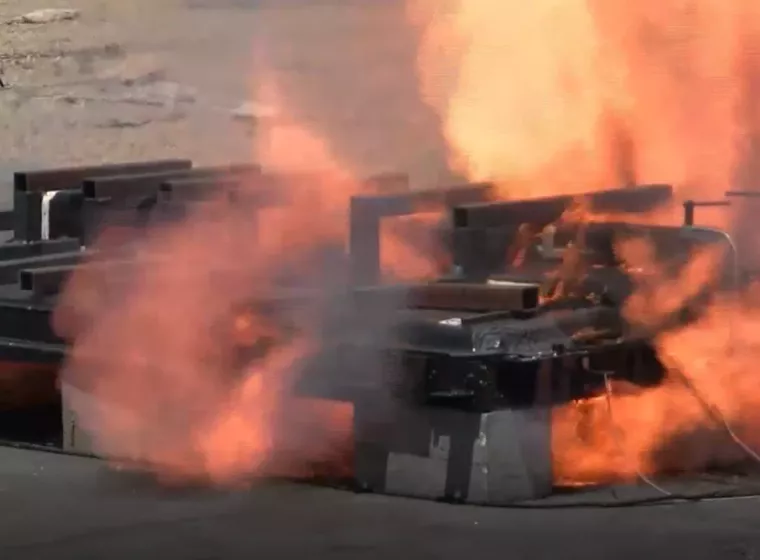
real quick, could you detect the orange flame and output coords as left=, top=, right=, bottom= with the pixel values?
left=409, top=0, right=758, bottom=207
left=54, top=72, right=440, bottom=484
left=54, top=0, right=760, bottom=489
left=411, top=0, right=760, bottom=483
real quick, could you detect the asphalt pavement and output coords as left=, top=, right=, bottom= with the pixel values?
left=0, top=446, right=759, bottom=560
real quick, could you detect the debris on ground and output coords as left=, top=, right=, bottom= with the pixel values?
left=98, top=54, right=167, bottom=86
left=7, top=8, right=81, bottom=25
left=119, top=81, right=197, bottom=108
left=95, top=117, right=153, bottom=129
left=231, top=101, right=277, bottom=121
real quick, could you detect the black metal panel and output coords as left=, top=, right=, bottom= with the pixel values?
left=0, top=302, right=59, bottom=344
left=453, top=184, right=673, bottom=229
left=0, top=338, right=63, bottom=364
left=349, top=183, right=494, bottom=286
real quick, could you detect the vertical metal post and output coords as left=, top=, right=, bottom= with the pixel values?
left=13, top=189, right=43, bottom=242
left=683, top=200, right=695, bottom=226
left=349, top=197, right=381, bottom=287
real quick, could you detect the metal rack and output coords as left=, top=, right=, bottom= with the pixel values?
left=0, top=165, right=746, bottom=505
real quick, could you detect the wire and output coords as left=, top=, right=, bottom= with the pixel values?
left=671, top=367, right=760, bottom=466
left=601, top=372, right=672, bottom=497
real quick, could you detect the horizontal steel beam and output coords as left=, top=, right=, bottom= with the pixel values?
left=13, top=160, right=193, bottom=242
left=0, top=301, right=60, bottom=344
left=0, top=337, right=64, bottom=364
left=354, top=281, right=540, bottom=313
left=18, top=257, right=143, bottom=297
left=349, top=183, right=494, bottom=286
left=82, top=163, right=259, bottom=199
left=351, top=182, right=492, bottom=218
left=159, top=175, right=249, bottom=200
left=682, top=199, right=731, bottom=226
left=726, top=190, right=760, bottom=197
left=453, top=184, right=673, bottom=229
left=18, top=264, right=77, bottom=296
left=0, top=251, right=88, bottom=285
left=14, top=159, right=192, bottom=193
left=0, top=238, right=80, bottom=261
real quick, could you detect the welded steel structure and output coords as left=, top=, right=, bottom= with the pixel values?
left=0, top=160, right=741, bottom=502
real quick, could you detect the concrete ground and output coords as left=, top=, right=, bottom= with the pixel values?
left=0, top=446, right=759, bottom=560
left=3, top=1, right=760, bottom=558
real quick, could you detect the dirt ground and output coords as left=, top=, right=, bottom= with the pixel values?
left=0, top=0, right=452, bottom=185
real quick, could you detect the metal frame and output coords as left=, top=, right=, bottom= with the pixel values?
left=0, top=239, right=79, bottom=261
left=353, top=281, right=539, bottom=313
left=682, top=200, right=731, bottom=227
left=349, top=182, right=493, bottom=285
left=0, top=211, right=13, bottom=232
left=0, top=300, right=61, bottom=345
left=13, top=160, right=192, bottom=241
left=18, top=264, right=79, bottom=297
left=0, top=251, right=90, bottom=285
left=448, top=184, right=675, bottom=279
left=81, top=164, right=259, bottom=199
left=453, top=184, right=673, bottom=229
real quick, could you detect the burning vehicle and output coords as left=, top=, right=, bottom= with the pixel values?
left=0, top=157, right=751, bottom=504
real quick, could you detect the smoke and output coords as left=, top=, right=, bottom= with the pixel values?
left=52, top=0, right=760, bottom=487
left=52, top=52, right=447, bottom=482
left=405, top=0, right=760, bottom=482
left=247, top=0, right=459, bottom=187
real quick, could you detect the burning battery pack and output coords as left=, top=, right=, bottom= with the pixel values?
left=300, top=279, right=661, bottom=503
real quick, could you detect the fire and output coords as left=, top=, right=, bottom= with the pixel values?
left=411, top=0, right=760, bottom=484
left=409, top=0, right=755, bottom=205
left=51, top=0, right=760, bottom=490
left=381, top=213, right=450, bottom=281
left=53, top=71, right=440, bottom=484
left=410, top=0, right=618, bottom=196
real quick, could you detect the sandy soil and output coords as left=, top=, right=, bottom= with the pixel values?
left=0, top=0, right=258, bottom=169
left=0, top=0, right=453, bottom=185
